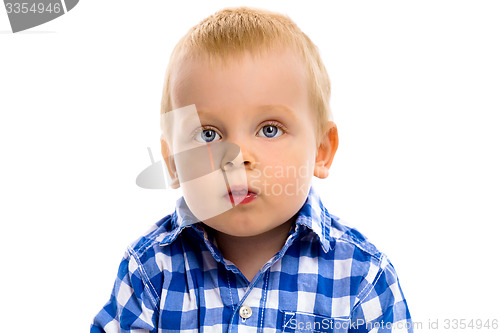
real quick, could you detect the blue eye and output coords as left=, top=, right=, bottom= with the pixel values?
left=195, top=128, right=221, bottom=143
left=258, top=125, right=283, bottom=138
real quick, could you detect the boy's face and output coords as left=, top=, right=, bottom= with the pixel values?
left=162, top=48, right=337, bottom=238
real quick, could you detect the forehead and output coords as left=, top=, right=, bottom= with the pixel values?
left=170, top=48, right=311, bottom=115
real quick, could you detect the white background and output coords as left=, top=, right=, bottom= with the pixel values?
left=1, top=1, right=499, bottom=332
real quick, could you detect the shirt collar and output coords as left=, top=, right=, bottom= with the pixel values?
left=158, top=196, right=203, bottom=246
left=293, top=186, right=331, bottom=252
left=159, top=186, right=331, bottom=252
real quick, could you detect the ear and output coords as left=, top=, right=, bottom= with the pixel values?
left=314, top=121, right=339, bottom=179
left=160, top=137, right=180, bottom=189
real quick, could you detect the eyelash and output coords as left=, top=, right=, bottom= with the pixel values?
left=192, top=125, right=220, bottom=142
left=193, top=121, right=287, bottom=141
left=261, top=121, right=287, bottom=135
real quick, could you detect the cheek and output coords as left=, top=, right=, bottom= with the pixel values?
left=253, top=140, right=316, bottom=186
left=282, top=149, right=315, bottom=176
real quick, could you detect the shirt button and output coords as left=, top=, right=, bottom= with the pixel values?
left=239, top=305, right=252, bottom=319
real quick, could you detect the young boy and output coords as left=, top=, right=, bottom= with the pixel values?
left=92, top=7, right=413, bottom=332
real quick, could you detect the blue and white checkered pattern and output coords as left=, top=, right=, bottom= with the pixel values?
left=91, top=187, right=413, bottom=332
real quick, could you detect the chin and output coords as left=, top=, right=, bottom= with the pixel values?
left=222, top=225, right=262, bottom=238
left=206, top=219, right=263, bottom=238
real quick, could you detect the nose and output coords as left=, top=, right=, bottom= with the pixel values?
left=220, top=141, right=256, bottom=171
left=222, top=159, right=255, bottom=170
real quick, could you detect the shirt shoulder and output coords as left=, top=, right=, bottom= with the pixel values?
left=125, top=213, right=189, bottom=283
left=91, top=214, right=182, bottom=331
left=128, top=213, right=175, bottom=256
left=328, top=214, right=385, bottom=262
left=323, top=212, right=407, bottom=308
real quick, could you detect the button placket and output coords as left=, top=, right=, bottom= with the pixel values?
left=239, top=305, right=252, bottom=320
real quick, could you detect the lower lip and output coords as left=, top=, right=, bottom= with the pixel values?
left=225, top=192, right=258, bottom=205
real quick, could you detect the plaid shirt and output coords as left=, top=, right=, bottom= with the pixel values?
left=91, top=187, right=413, bottom=332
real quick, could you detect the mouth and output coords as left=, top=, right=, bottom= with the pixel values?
left=224, top=185, right=258, bottom=205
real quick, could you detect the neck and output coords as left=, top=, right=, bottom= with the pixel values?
left=213, top=218, right=295, bottom=282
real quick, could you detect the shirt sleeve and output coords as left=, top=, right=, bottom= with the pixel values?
left=91, top=248, right=159, bottom=333
left=349, top=257, right=413, bottom=333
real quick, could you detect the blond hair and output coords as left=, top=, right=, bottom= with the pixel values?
left=161, top=7, right=331, bottom=145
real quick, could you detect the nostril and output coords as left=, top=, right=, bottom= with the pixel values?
left=244, top=160, right=256, bottom=169
left=222, top=159, right=254, bottom=170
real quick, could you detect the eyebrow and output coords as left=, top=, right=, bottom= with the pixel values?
left=256, top=104, right=298, bottom=120
left=193, top=109, right=212, bottom=118
left=193, top=104, right=298, bottom=120
left=177, top=111, right=203, bottom=130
